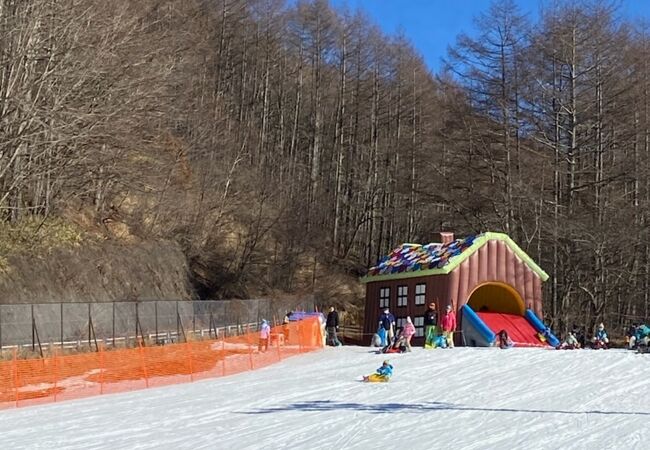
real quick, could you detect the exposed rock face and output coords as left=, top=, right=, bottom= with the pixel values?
left=0, top=240, right=193, bottom=304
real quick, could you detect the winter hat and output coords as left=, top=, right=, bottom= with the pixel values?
left=406, top=316, right=412, bottom=323
left=262, top=319, right=268, bottom=324
left=598, top=323, right=604, bottom=330
left=383, top=360, right=390, bottom=365
left=446, top=304, right=452, bottom=311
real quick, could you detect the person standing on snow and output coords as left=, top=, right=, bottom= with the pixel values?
left=326, top=306, right=342, bottom=346
left=282, top=311, right=292, bottom=342
left=378, top=308, right=395, bottom=347
left=441, top=304, right=457, bottom=348
left=259, top=319, right=271, bottom=352
left=402, top=316, right=416, bottom=352
left=423, top=301, right=438, bottom=348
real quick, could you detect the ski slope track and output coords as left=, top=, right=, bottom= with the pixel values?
left=1, top=346, right=648, bottom=449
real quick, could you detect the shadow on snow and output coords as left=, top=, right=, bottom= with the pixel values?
left=239, top=400, right=650, bottom=417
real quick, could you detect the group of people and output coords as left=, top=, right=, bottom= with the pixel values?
left=423, top=301, right=457, bottom=349
left=372, top=300, right=457, bottom=353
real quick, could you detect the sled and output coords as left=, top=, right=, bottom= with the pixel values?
left=425, top=335, right=447, bottom=349
left=362, top=374, right=390, bottom=383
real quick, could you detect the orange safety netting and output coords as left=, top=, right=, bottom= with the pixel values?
left=0, top=318, right=323, bottom=409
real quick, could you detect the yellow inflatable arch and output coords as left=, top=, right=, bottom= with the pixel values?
left=466, top=282, right=525, bottom=316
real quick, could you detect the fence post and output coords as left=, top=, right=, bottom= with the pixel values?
left=276, top=333, right=282, bottom=361
left=135, top=302, right=139, bottom=346
left=12, top=348, right=18, bottom=408
left=99, top=344, right=105, bottom=395
left=297, top=319, right=304, bottom=353
left=60, top=303, right=64, bottom=350
left=138, top=340, right=149, bottom=388
left=88, top=304, right=92, bottom=350
left=112, top=302, right=116, bottom=348
left=52, top=349, right=58, bottom=403
left=155, top=301, right=158, bottom=344
left=31, top=304, right=35, bottom=352
left=246, top=324, right=254, bottom=370
left=221, top=337, right=226, bottom=377
left=186, top=341, right=194, bottom=382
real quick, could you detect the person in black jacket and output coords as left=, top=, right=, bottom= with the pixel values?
left=326, top=306, right=342, bottom=346
left=424, top=301, right=438, bottom=348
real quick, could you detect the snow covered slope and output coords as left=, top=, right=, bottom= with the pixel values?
left=0, top=346, right=648, bottom=449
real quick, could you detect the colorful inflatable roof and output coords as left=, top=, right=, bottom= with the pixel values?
left=366, top=234, right=477, bottom=277
left=361, top=232, right=549, bottom=283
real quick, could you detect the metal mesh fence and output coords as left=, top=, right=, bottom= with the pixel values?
left=0, top=299, right=311, bottom=353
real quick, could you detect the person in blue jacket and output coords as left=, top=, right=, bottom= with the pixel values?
left=592, top=323, right=609, bottom=349
left=363, top=360, right=394, bottom=382
left=632, top=324, right=650, bottom=350
left=378, top=308, right=395, bottom=346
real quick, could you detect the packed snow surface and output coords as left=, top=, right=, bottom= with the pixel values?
left=1, top=346, right=649, bottom=449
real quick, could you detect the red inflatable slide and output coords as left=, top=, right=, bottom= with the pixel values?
left=477, top=312, right=550, bottom=347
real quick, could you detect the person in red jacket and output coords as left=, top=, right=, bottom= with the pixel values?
left=441, top=304, right=457, bottom=348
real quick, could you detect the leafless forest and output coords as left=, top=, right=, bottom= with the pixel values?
left=1, top=0, right=649, bottom=334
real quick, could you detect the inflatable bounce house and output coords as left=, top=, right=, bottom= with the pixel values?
left=360, top=232, right=559, bottom=348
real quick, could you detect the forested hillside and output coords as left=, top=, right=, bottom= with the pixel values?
left=1, top=0, right=649, bottom=333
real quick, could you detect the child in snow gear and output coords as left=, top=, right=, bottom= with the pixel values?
left=381, top=329, right=407, bottom=354
left=557, top=332, right=580, bottom=349
left=592, top=323, right=609, bottom=349
left=371, top=332, right=382, bottom=347
left=630, top=324, right=650, bottom=350
left=259, top=319, right=271, bottom=352
left=423, top=301, right=439, bottom=348
left=441, top=304, right=457, bottom=348
left=433, top=334, right=447, bottom=348
left=402, top=316, right=416, bottom=352
left=496, top=329, right=514, bottom=349
left=571, top=325, right=586, bottom=348
left=376, top=327, right=387, bottom=348
left=363, top=360, right=393, bottom=382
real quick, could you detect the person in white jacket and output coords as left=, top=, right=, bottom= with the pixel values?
left=259, top=319, right=271, bottom=352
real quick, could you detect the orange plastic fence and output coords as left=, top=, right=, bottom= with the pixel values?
left=0, top=318, right=323, bottom=409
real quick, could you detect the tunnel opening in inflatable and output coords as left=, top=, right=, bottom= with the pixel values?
left=467, top=282, right=525, bottom=316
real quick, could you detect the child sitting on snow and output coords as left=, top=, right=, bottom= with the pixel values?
left=630, top=324, right=650, bottom=350
left=381, top=328, right=407, bottom=354
left=557, top=332, right=580, bottom=349
left=592, top=323, right=609, bottom=349
left=371, top=332, right=382, bottom=347
left=495, top=329, right=514, bottom=349
left=362, top=360, right=394, bottom=382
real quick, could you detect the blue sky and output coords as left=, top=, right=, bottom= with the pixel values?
left=329, top=0, right=650, bottom=71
